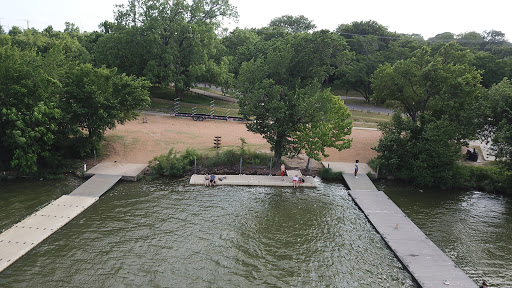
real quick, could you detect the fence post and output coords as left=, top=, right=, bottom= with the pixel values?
left=194, top=156, right=197, bottom=174
left=240, top=157, right=242, bottom=175
left=269, top=157, right=273, bottom=176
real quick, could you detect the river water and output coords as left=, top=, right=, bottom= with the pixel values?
left=0, top=178, right=510, bottom=287
left=378, top=181, right=512, bottom=287
left=0, top=178, right=415, bottom=287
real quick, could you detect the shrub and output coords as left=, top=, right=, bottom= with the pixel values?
left=150, top=148, right=192, bottom=177
left=150, top=147, right=274, bottom=177
left=318, top=167, right=343, bottom=181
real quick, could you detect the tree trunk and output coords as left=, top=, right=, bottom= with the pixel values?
left=175, top=86, right=185, bottom=98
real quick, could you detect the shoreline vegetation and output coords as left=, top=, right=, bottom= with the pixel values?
left=2, top=7, right=512, bottom=197
left=2, top=92, right=511, bottom=196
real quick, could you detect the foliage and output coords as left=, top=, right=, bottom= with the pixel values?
left=479, top=78, right=512, bottom=159
left=96, top=0, right=238, bottom=96
left=318, top=167, right=344, bottom=181
left=268, top=15, right=316, bottom=34
left=0, top=33, right=151, bottom=174
left=150, top=148, right=194, bottom=177
left=461, top=162, right=512, bottom=195
left=60, top=64, right=151, bottom=156
left=372, top=42, right=484, bottom=187
left=149, top=147, right=274, bottom=177
left=236, top=31, right=353, bottom=162
left=0, top=45, right=61, bottom=173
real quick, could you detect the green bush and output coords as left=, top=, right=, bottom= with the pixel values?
left=150, top=148, right=191, bottom=177
left=149, top=147, right=274, bottom=177
left=318, top=167, right=343, bottom=181
left=459, top=163, right=512, bottom=194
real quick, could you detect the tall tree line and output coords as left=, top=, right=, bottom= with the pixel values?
left=2, top=2, right=512, bottom=184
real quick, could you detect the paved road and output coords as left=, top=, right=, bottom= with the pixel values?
left=194, top=84, right=394, bottom=114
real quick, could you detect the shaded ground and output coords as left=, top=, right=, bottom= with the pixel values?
left=92, top=113, right=381, bottom=175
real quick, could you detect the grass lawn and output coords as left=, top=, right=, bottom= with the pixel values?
left=148, top=85, right=390, bottom=128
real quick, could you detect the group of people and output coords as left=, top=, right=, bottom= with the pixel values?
left=204, top=173, right=216, bottom=186
left=204, top=160, right=360, bottom=188
left=281, top=163, right=305, bottom=188
left=292, top=174, right=305, bottom=188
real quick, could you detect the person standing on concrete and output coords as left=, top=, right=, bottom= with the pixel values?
left=281, top=163, right=286, bottom=181
left=354, top=160, right=359, bottom=178
left=293, top=175, right=299, bottom=188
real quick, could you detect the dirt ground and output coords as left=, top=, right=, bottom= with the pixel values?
left=97, top=113, right=381, bottom=170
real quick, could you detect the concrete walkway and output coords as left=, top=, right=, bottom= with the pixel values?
left=324, top=162, right=477, bottom=287
left=190, top=174, right=317, bottom=188
left=85, top=162, right=147, bottom=181
left=0, top=163, right=147, bottom=274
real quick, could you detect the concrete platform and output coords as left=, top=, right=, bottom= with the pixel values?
left=286, top=169, right=302, bottom=177
left=0, top=195, right=98, bottom=273
left=343, top=173, right=378, bottom=191
left=322, top=161, right=375, bottom=177
left=190, top=174, right=317, bottom=188
left=70, top=174, right=122, bottom=198
left=85, top=162, right=147, bottom=181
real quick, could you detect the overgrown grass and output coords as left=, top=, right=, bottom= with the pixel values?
left=148, top=145, right=275, bottom=178
left=318, top=167, right=344, bottom=181
left=324, top=85, right=362, bottom=97
left=350, top=110, right=391, bottom=128
left=149, top=85, right=393, bottom=128
left=458, top=162, right=512, bottom=195
left=149, top=85, right=240, bottom=116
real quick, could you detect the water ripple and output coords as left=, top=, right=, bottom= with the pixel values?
left=1, top=179, right=416, bottom=287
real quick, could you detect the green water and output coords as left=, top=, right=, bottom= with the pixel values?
left=378, top=181, right=512, bottom=287
left=0, top=178, right=415, bottom=287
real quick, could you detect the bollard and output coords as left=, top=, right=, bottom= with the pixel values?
left=83, top=164, right=87, bottom=172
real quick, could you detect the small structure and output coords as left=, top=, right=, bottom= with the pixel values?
left=214, top=136, right=221, bottom=149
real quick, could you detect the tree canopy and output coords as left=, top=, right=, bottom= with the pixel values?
left=268, top=15, right=316, bottom=34
left=0, top=31, right=150, bottom=174
left=95, top=0, right=238, bottom=96
left=479, top=78, right=512, bottom=159
left=236, top=32, right=352, bottom=162
left=372, top=42, right=484, bottom=187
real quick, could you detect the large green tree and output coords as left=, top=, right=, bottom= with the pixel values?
left=268, top=15, right=316, bottom=34
left=480, top=78, right=512, bottom=159
left=372, top=42, right=483, bottom=187
left=96, top=0, right=237, bottom=96
left=0, top=45, right=61, bottom=173
left=0, top=33, right=151, bottom=173
left=60, top=64, right=150, bottom=156
left=236, top=32, right=352, bottom=162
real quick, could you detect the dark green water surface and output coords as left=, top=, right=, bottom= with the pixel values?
left=378, top=181, right=512, bottom=287
left=0, top=178, right=415, bottom=287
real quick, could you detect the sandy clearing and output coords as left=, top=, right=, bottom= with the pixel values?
left=100, top=113, right=381, bottom=168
